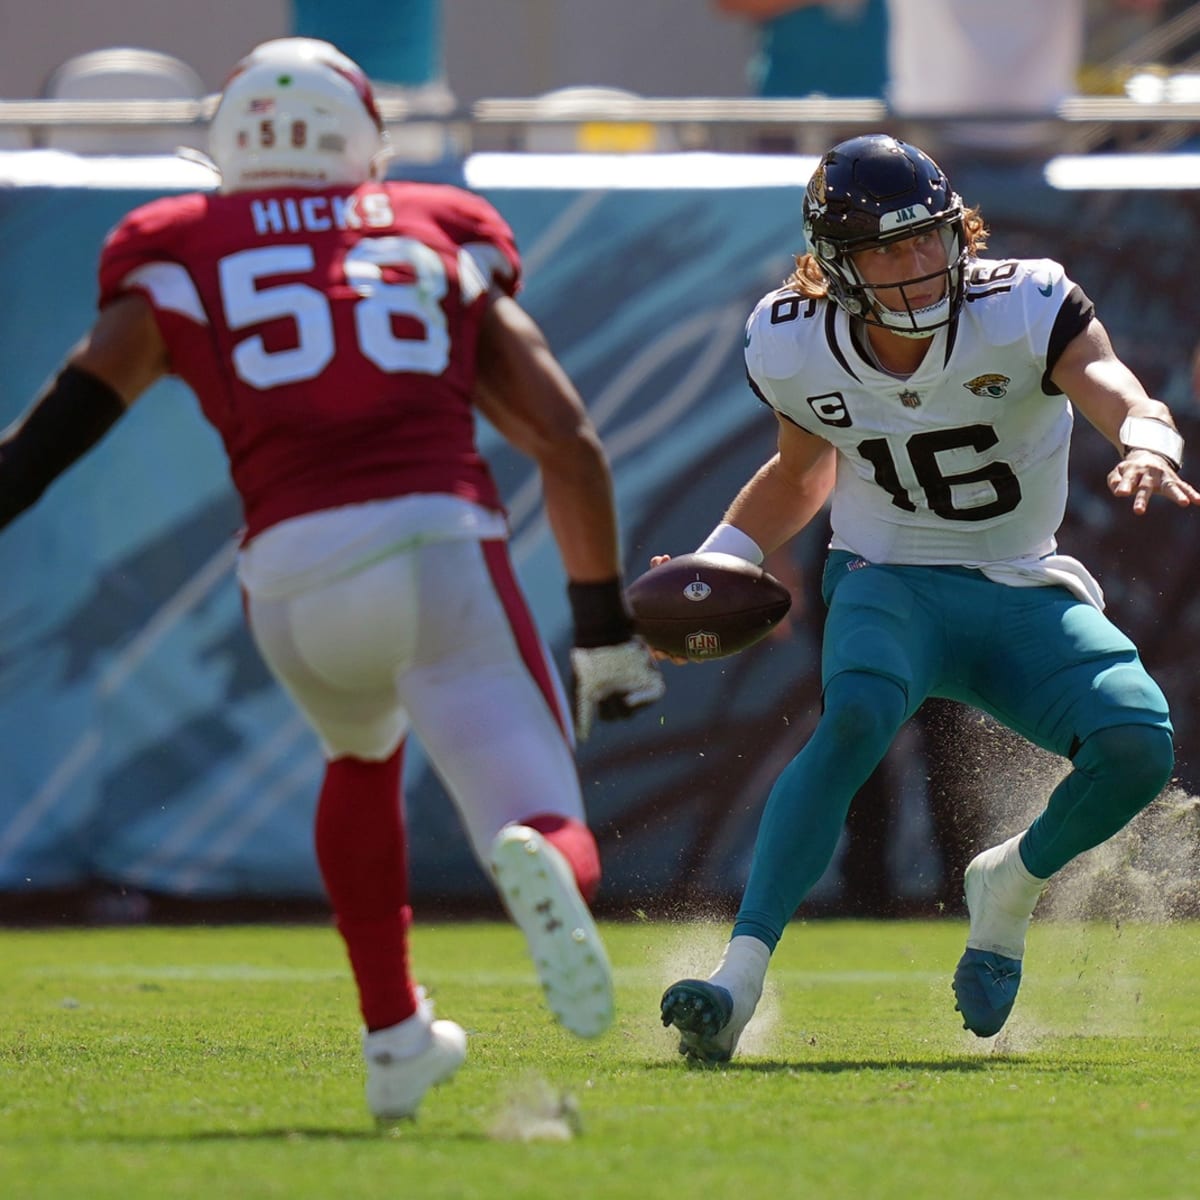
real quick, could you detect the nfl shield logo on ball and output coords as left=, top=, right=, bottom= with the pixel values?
left=683, top=580, right=711, bottom=602
left=686, top=630, right=722, bottom=657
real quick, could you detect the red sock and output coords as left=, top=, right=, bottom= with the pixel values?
left=523, top=813, right=602, bottom=903
left=314, top=747, right=419, bottom=1032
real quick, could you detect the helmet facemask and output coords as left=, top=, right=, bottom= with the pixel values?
left=815, top=214, right=968, bottom=339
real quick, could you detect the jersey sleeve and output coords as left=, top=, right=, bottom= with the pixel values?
left=97, top=194, right=205, bottom=309
left=1008, top=258, right=1086, bottom=355
left=743, top=289, right=822, bottom=432
left=744, top=291, right=785, bottom=408
left=1012, top=258, right=1096, bottom=394
left=428, top=185, right=523, bottom=298
left=966, top=257, right=1096, bottom=397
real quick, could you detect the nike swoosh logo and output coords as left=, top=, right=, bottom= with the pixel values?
left=1038, top=282, right=1053, bottom=297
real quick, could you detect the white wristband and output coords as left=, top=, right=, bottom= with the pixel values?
left=696, top=522, right=764, bottom=565
left=1119, top=415, right=1183, bottom=471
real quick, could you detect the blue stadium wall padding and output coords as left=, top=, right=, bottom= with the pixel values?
left=0, top=160, right=1196, bottom=908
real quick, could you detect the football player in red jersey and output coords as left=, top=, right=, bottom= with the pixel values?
left=0, top=38, right=663, bottom=1121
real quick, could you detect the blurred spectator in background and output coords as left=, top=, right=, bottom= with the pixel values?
left=289, top=0, right=444, bottom=90
left=887, top=0, right=1087, bottom=157
left=714, top=0, right=889, bottom=98
left=889, top=0, right=1180, bottom=158
left=288, top=0, right=455, bottom=160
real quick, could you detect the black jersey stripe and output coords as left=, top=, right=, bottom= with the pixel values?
left=1041, top=284, right=1096, bottom=395
left=824, top=301, right=862, bottom=382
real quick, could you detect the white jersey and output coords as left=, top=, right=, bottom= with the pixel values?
left=745, top=256, right=1093, bottom=570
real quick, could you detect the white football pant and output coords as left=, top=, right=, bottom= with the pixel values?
left=242, top=513, right=583, bottom=866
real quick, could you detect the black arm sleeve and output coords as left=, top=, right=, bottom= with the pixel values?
left=0, top=365, right=126, bottom=531
left=1041, top=284, right=1096, bottom=395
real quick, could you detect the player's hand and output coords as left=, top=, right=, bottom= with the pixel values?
left=570, top=638, right=665, bottom=741
left=1108, top=450, right=1200, bottom=515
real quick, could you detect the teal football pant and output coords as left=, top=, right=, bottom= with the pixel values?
left=732, top=553, right=1173, bottom=952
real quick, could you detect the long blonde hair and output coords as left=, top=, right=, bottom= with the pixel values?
left=783, top=206, right=990, bottom=297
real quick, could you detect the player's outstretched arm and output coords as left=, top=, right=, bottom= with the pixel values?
left=0, top=295, right=169, bottom=532
left=473, top=294, right=622, bottom=582
left=472, top=293, right=663, bottom=739
left=1053, top=317, right=1200, bottom=516
left=710, top=415, right=836, bottom=560
left=642, top=416, right=834, bottom=665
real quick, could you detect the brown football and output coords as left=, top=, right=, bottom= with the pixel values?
left=626, top=551, right=792, bottom=660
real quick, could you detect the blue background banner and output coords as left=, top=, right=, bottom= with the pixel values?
left=1, top=159, right=1197, bottom=918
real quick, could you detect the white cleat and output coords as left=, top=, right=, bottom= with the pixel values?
left=489, top=824, right=614, bottom=1038
left=364, top=1000, right=467, bottom=1122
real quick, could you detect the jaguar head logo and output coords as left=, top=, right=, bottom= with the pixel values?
left=810, top=163, right=826, bottom=207
left=964, top=373, right=1010, bottom=399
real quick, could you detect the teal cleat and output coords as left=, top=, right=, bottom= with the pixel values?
left=952, top=948, right=1022, bottom=1038
left=660, top=979, right=737, bottom=1063
left=954, top=834, right=1045, bottom=1038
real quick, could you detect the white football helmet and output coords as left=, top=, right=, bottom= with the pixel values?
left=208, top=38, right=386, bottom=193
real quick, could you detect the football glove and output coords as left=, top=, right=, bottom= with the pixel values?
left=570, top=639, right=665, bottom=742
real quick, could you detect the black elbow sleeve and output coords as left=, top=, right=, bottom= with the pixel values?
left=0, top=365, right=126, bottom=530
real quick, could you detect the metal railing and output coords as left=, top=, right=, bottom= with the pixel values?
left=0, top=93, right=1194, bottom=156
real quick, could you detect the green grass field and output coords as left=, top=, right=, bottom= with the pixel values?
left=2, top=918, right=1198, bottom=1199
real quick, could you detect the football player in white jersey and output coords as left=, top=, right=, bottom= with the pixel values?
left=659, top=134, right=1200, bottom=1059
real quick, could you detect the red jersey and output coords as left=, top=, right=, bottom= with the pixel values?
left=98, top=182, right=522, bottom=540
